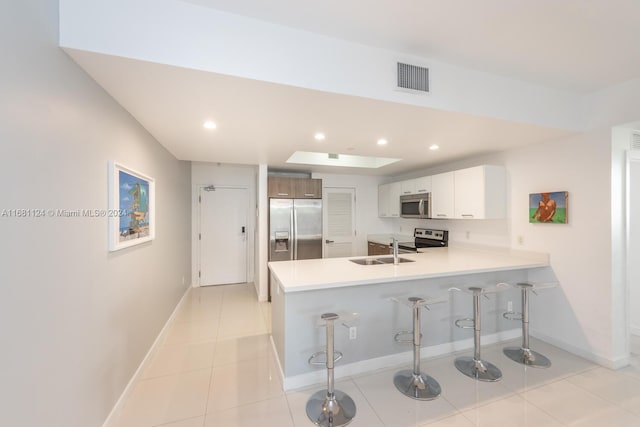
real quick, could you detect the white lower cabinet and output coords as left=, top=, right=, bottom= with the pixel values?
left=454, top=165, right=506, bottom=219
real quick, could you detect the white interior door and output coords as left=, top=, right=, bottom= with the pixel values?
left=199, top=187, right=247, bottom=286
left=323, top=187, right=356, bottom=258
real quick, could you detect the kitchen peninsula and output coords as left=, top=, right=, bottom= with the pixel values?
left=268, top=245, right=553, bottom=390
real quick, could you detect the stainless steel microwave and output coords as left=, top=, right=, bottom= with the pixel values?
left=400, top=193, right=432, bottom=218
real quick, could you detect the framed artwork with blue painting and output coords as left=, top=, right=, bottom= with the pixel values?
left=529, top=191, right=568, bottom=224
left=108, top=161, right=155, bottom=251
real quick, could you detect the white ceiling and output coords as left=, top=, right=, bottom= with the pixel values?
left=65, top=1, right=640, bottom=175
left=67, top=50, right=573, bottom=176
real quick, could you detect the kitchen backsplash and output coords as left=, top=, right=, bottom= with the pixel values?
left=396, top=217, right=510, bottom=248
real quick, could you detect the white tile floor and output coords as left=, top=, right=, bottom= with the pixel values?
left=109, top=283, right=640, bottom=427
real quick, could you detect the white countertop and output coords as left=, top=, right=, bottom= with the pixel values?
left=268, top=245, right=549, bottom=293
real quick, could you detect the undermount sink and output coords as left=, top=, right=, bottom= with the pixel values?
left=349, top=256, right=415, bottom=265
left=375, top=256, right=415, bottom=264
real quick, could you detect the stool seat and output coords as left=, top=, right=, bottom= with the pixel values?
left=306, top=312, right=356, bottom=427
left=391, top=295, right=445, bottom=400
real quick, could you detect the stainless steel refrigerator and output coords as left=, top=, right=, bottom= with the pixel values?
left=269, top=198, right=323, bottom=263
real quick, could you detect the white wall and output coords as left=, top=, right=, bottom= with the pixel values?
left=630, top=155, right=640, bottom=336
left=312, top=173, right=395, bottom=255
left=191, top=162, right=257, bottom=288
left=0, top=2, right=191, bottom=427
left=506, top=131, right=615, bottom=363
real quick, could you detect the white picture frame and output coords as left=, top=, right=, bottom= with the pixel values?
left=108, top=161, right=155, bottom=251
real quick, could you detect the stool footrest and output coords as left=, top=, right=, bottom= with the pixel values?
left=503, top=311, right=523, bottom=321
left=394, top=330, right=422, bottom=343
left=454, top=318, right=475, bottom=329
left=308, top=350, right=343, bottom=366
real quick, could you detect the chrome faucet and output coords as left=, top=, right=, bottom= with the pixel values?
left=392, top=238, right=399, bottom=265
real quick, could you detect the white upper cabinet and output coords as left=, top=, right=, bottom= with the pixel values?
left=454, top=165, right=506, bottom=219
left=388, top=182, right=401, bottom=217
left=379, top=166, right=505, bottom=220
left=398, top=176, right=431, bottom=195
left=378, top=182, right=401, bottom=217
left=378, top=183, right=390, bottom=217
left=414, top=176, right=431, bottom=194
left=431, top=172, right=455, bottom=219
left=400, top=179, right=415, bottom=196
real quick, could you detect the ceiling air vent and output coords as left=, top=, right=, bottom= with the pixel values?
left=397, top=62, right=429, bottom=93
left=632, top=133, right=640, bottom=151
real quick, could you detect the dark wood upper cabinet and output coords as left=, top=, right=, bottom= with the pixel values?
left=268, top=177, right=322, bottom=199
left=294, top=179, right=322, bottom=198
left=268, top=177, right=296, bottom=198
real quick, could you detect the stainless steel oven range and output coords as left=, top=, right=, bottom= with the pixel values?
left=397, top=228, right=448, bottom=253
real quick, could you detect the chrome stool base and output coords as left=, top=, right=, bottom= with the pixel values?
left=454, top=356, right=502, bottom=382
left=502, top=282, right=553, bottom=369
left=503, top=347, right=551, bottom=368
left=393, top=370, right=441, bottom=400
left=306, top=389, right=356, bottom=427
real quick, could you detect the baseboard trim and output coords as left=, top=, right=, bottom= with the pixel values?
left=530, top=329, right=629, bottom=370
left=280, top=328, right=520, bottom=391
left=101, top=286, right=191, bottom=427
left=270, top=335, right=286, bottom=381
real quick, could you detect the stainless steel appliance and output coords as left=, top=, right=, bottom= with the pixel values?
left=397, top=228, right=448, bottom=252
left=400, top=193, right=432, bottom=219
left=269, top=198, right=322, bottom=262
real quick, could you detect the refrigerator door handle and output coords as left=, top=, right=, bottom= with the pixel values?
left=292, top=205, right=297, bottom=260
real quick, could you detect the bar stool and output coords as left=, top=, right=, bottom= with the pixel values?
left=451, top=283, right=511, bottom=382
left=306, top=313, right=356, bottom=427
left=391, top=295, right=446, bottom=400
left=503, top=282, right=557, bottom=368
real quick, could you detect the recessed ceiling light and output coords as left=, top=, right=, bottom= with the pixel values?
left=429, top=144, right=440, bottom=151
left=377, top=138, right=388, bottom=146
left=314, top=132, right=326, bottom=141
left=203, top=120, right=217, bottom=130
